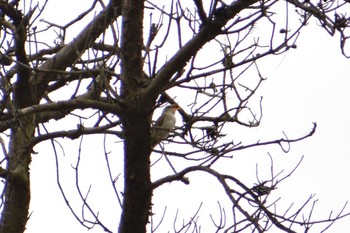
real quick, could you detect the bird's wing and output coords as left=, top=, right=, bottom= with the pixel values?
left=154, top=114, right=165, bottom=127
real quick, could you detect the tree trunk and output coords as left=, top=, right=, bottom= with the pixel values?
left=119, top=106, right=152, bottom=233
left=0, top=7, right=36, bottom=231
left=118, top=1, right=153, bottom=233
left=0, top=116, right=35, bottom=233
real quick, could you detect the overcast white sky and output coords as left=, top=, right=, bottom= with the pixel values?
left=22, top=1, right=350, bottom=232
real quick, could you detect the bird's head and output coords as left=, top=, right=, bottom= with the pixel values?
left=163, top=104, right=180, bottom=114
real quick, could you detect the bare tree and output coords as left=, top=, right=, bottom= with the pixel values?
left=0, top=0, right=349, bottom=232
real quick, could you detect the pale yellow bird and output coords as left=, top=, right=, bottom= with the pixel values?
left=152, top=104, right=179, bottom=146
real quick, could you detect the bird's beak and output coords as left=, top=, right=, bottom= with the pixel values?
left=172, top=104, right=180, bottom=110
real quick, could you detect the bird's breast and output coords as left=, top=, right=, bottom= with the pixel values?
left=161, top=114, right=176, bottom=129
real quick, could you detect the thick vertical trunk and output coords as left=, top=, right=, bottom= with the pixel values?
left=118, top=1, right=153, bottom=232
left=119, top=108, right=152, bottom=233
left=0, top=116, right=35, bottom=233
left=0, top=6, right=36, bottom=231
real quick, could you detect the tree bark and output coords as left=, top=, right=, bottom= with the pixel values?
left=118, top=1, right=153, bottom=233
left=0, top=116, right=35, bottom=233
left=119, top=106, right=153, bottom=233
left=0, top=4, right=36, bottom=231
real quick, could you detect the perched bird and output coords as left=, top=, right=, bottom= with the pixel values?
left=251, top=182, right=274, bottom=196
left=152, top=104, right=179, bottom=146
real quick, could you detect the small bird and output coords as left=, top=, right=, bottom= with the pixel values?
left=152, top=104, right=179, bottom=146
left=251, top=182, right=274, bottom=196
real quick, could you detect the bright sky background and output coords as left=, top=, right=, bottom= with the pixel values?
left=21, top=1, right=350, bottom=232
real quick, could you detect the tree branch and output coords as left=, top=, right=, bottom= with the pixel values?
left=34, top=0, right=122, bottom=97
